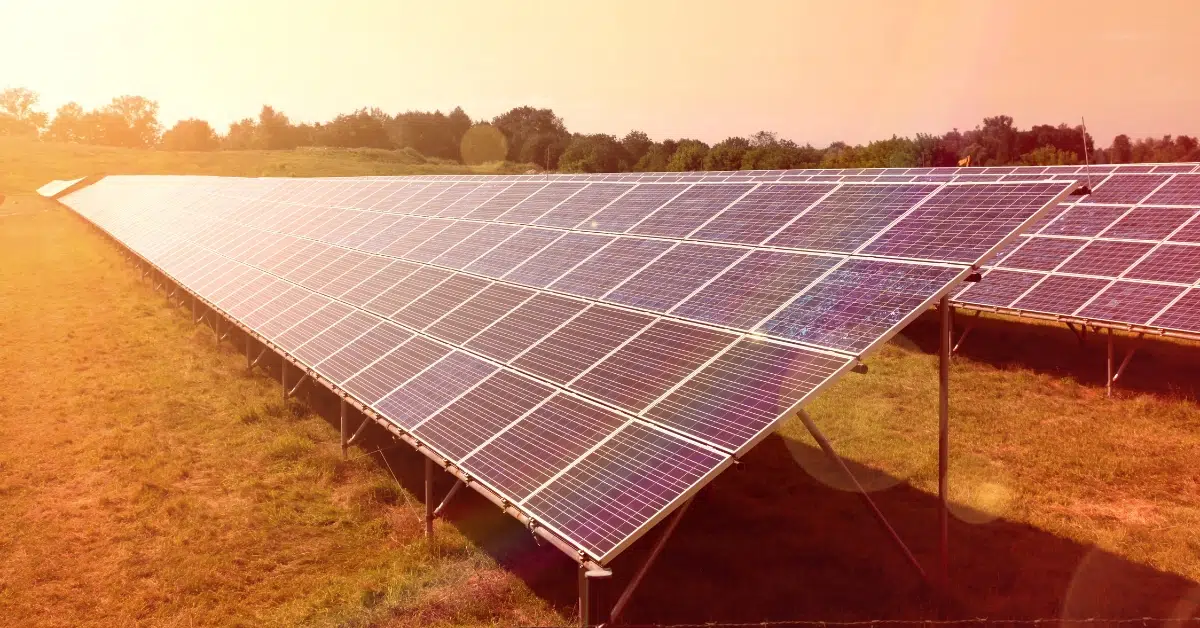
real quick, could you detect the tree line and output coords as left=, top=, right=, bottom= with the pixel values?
left=2, top=87, right=1197, bottom=170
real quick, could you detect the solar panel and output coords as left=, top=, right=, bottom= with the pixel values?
left=955, top=166, right=1200, bottom=335
left=59, top=171, right=1073, bottom=566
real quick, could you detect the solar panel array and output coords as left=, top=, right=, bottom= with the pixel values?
left=953, top=167, right=1200, bottom=336
left=60, top=173, right=1073, bottom=564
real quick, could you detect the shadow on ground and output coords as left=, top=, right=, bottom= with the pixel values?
left=283, top=339, right=1199, bottom=626
left=905, top=310, right=1200, bottom=400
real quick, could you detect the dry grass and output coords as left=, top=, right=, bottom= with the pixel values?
left=0, top=195, right=566, bottom=627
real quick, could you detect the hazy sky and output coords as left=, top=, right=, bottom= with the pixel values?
left=2, top=0, right=1197, bottom=146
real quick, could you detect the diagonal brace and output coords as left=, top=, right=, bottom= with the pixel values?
left=346, top=415, right=374, bottom=448
left=432, top=479, right=465, bottom=519
left=287, top=372, right=308, bottom=397
left=951, top=310, right=980, bottom=355
left=795, top=409, right=929, bottom=582
left=609, top=498, right=694, bottom=624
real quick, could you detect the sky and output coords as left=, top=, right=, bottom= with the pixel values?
left=2, top=0, right=1198, bottom=146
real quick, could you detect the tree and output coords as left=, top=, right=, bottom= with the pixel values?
left=161, top=119, right=220, bottom=151
left=1019, top=145, right=1080, bottom=166
left=0, top=87, right=48, bottom=135
left=103, top=95, right=162, bottom=147
left=315, top=108, right=392, bottom=149
left=1109, top=134, right=1132, bottom=164
left=492, top=106, right=569, bottom=167
left=703, top=137, right=750, bottom=171
left=665, top=139, right=708, bottom=171
left=620, top=131, right=652, bottom=165
left=634, top=143, right=673, bottom=171
left=389, top=110, right=463, bottom=160
left=224, top=118, right=257, bottom=149
left=558, top=134, right=628, bottom=173
left=460, top=124, right=508, bottom=164
left=43, top=102, right=86, bottom=142
left=256, top=105, right=298, bottom=149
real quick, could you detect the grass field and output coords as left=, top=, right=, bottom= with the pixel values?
left=0, top=141, right=1198, bottom=626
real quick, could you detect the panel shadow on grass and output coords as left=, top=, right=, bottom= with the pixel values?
left=300, top=373, right=1198, bottom=625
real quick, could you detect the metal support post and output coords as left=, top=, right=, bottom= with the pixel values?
left=938, top=295, right=951, bottom=591
left=432, top=479, right=465, bottom=519
left=796, top=409, right=927, bottom=581
left=425, top=457, right=435, bottom=539
left=346, top=415, right=372, bottom=448
left=214, top=318, right=221, bottom=345
left=1066, top=321, right=1088, bottom=347
left=339, top=400, right=349, bottom=459
left=579, top=565, right=609, bottom=627
left=1112, top=333, right=1142, bottom=384
left=281, top=362, right=288, bottom=402
left=249, top=346, right=267, bottom=371
left=609, top=499, right=693, bottom=623
left=1106, top=328, right=1114, bottom=397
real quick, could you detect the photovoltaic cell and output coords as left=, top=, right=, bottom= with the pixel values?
left=671, top=251, right=840, bottom=328
left=573, top=320, right=737, bottom=413
left=630, top=183, right=754, bottom=238
left=378, top=218, right=453, bottom=258
left=862, top=182, right=1069, bottom=263
left=464, top=182, right=546, bottom=221
left=405, top=221, right=484, bottom=262
left=375, top=351, right=498, bottom=429
left=550, top=238, right=674, bottom=298
left=432, top=223, right=521, bottom=269
left=1098, top=207, right=1197, bottom=241
left=954, top=270, right=1043, bottom=307
left=327, top=257, right=404, bottom=301
left=413, top=370, right=555, bottom=462
left=1039, top=205, right=1129, bottom=237
left=414, top=182, right=480, bottom=215
left=361, top=266, right=451, bottom=316
left=1145, top=174, right=1200, bottom=205
left=997, top=237, right=1085, bottom=271
left=691, top=184, right=834, bottom=244
left=314, top=322, right=412, bottom=384
left=464, top=227, right=563, bottom=279
left=1056, top=240, right=1154, bottom=277
left=436, top=182, right=510, bottom=218
left=605, top=244, right=747, bottom=313
left=1125, top=244, right=1200, bottom=284
left=523, top=422, right=727, bottom=560
left=758, top=259, right=963, bottom=354
left=535, top=183, right=630, bottom=228
left=293, top=310, right=379, bottom=366
left=341, top=336, right=450, bottom=405
left=392, top=274, right=490, bottom=329
left=461, top=394, right=626, bottom=502
left=465, top=293, right=589, bottom=362
left=426, top=283, right=536, bottom=345
left=503, top=233, right=613, bottom=288
left=644, top=339, right=851, bottom=452
left=512, top=305, right=655, bottom=384
left=1086, top=174, right=1170, bottom=204
left=768, top=184, right=938, bottom=252
left=1076, top=281, right=1185, bottom=325
left=1150, top=289, right=1200, bottom=332
left=583, top=184, right=689, bottom=233
left=497, top=182, right=587, bottom=223
left=1011, top=275, right=1111, bottom=314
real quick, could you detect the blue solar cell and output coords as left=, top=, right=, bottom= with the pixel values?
left=1040, top=205, right=1129, bottom=237
left=606, top=243, right=747, bottom=313
left=1125, top=244, right=1200, bottom=284
left=767, top=183, right=938, bottom=252
left=432, top=224, right=521, bottom=269
left=1056, top=240, right=1154, bottom=277
left=954, top=269, right=1043, bottom=307
left=583, top=184, right=689, bottom=233
left=523, top=421, right=728, bottom=560
left=630, top=184, right=754, bottom=238
left=413, top=370, right=555, bottom=462
left=1077, top=281, right=1185, bottom=325
left=375, top=351, right=497, bottom=429
left=550, top=238, right=673, bottom=298
left=757, top=259, right=963, bottom=353
left=464, top=182, right=547, bottom=221
left=862, top=182, right=1072, bottom=263
left=535, top=183, right=631, bottom=228
left=1099, top=207, right=1197, bottom=240
left=691, top=184, right=834, bottom=244
left=996, top=237, right=1085, bottom=271
left=503, top=233, right=613, bottom=288
left=512, top=305, right=655, bottom=384
left=644, top=339, right=851, bottom=452
left=1086, top=174, right=1170, bottom=204
left=464, top=293, right=589, bottom=362
left=672, top=250, right=840, bottom=329
left=1012, top=275, right=1110, bottom=315
left=1150, top=289, right=1200, bottom=332
left=498, top=182, right=588, bottom=223
left=464, top=227, right=563, bottom=279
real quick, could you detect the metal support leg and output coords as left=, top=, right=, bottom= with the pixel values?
left=1113, top=334, right=1142, bottom=384
left=287, top=373, right=307, bottom=397
left=579, top=564, right=609, bottom=627
left=249, top=346, right=267, bottom=371
left=610, top=499, right=693, bottom=624
left=339, top=400, right=349, bottom=459
left=346, top=415, right=372, bottom=448
left=796, top=409, right=927, bottom=581
left=1067, top=321, right=1088, bottom=347
left=425, top=457, right=435, bottom=539
left=281, top=362, right=288, bottom=402
left=245, top=336, right=253, bottom=369
left=952, top=310, right=980, bottom=355
left=432, top=479, right=465, bottom=519
left=1106, top=328, right=1114, bottom=397
left=938, top=295, right=951, bottom=591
